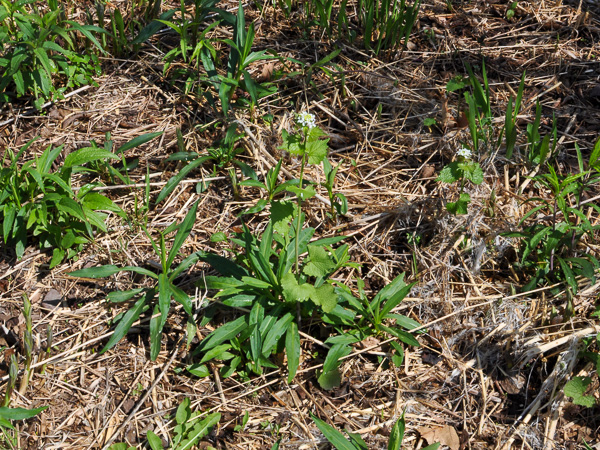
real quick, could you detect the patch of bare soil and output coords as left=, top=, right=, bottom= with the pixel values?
left=2, top=0, right=600, bottom=448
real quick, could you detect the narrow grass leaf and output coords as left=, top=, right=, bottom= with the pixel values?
left=557, top=257, right=577, bottom=293
left=107, top=288, right=145, bottom=303
left=170, top=282, right=193, bottom=316
left=116, top=131, right=163, bottom=154
left=101, top=294, right=148, bottom=354
left=380, top=325, right=420, bottom=347
left=346, top=430, right=367, bottom=450
left=149, top=303, right=162, bottom=361
left=0, top=406, right=48, bottom=421
left=133, top=9, right=177, bottom=44
left=379, top=283, right=414, bottom=319
left=286, top=321, right=300, bottom=383
left=63, top=148, right=119, bottom=169
left=311, top=414, right=355, bottom=450
left=386, top=313, right=421, bottom=330
left=167, top=200, right=199, bottom=267
left=178, top=413, right=221, bottom=450
left=156, top=156, right=211, bottom=204
left=65, top=22, right=107, bottom=54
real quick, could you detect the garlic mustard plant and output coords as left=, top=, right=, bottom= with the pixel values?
left=437, top=146, right=483, bottom=215
left=297, top=112, right=317, bottom=129
left=456, top=147, right=472, bottom=159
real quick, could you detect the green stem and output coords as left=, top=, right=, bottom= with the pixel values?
left=294, top=136, right=308, bottom=277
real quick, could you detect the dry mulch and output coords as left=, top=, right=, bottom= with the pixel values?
left=2, top=0, right=600, bottom=448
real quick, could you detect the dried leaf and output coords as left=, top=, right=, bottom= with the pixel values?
left=418, top=425, right=460, bottom=450
left=456, top=111, right=469, bottom=129
left=258, top=62, right=275, bottom=82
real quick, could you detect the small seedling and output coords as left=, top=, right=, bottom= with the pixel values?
left=146, top=398, right=220, bottom=450
left=437, top=147, right=484, bottom=214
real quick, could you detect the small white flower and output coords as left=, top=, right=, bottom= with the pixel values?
left=297, top=112, right=316, bottom=129
left=457, top=147, right=472, bottom=159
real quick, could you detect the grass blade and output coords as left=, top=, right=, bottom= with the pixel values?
left=311, top=414, right=356, bottom=450
left=101, top=293, right=149, bottom=354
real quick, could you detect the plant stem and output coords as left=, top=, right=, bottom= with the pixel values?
left=294, top=147, right=307, bottom=277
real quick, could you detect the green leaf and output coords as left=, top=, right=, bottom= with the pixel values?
left=278, top=129, right=303, bottom=155
left=116, top=131, right=163, bottom=154
left=156, top=155, right=212, bottom=204
left=387, top=314, right=421, bottom=330
left=0, top=406, right=48, bottom=421
left=81, top=192, right=123, bottom=215
left=446, top=76, right=465, bottom=92
left=564, top=377, right=596, bottom=407
left=286, top=321, right=300, bottom=383
left=170, top=283, right=193, bottom=316
left=176, top=397, right=191, bottom=424
left=557, top=257, right=578, bottom=294
left=50, top=247, right=66, bottom=269
left=469, top=164, right=484, bottom=185
left=149, top=275, right=170, bottom=361
left=261, top=312, right=294, bottom=356
left=107, top=288, right=145, bottom=303
left=323, top=343, right=352, bottom=373
left=282, top=272, right=314, bottom=303
left=241, top=276, right=272, bottom=289
left=70, top=265, right=158, bottom=279
left=146, top=430, right=164, bottom=450
left=63, top=147, right=119, bottom=169
left=101, top=293, right=149, bottom=354
left=199, top=343, right=232, bottom=364
left=193, top=315, right=248, bottom=355
left=437, top=162, right=460, bottom=183
left=171, top=251, right=205, bottom=280
left=388, top=413, right=405, bottom=450
left=318, top=343, right=352, bottom=390
left=286, top=184, right=316, bottom=202
left=390, top=341, right=404, bottom=367
left=380, top=325, right=420, bottom=347
left=270, top=200, right=295, bottom=236
left=178, top=413, right=221, bottom=450
left=305, top=138, right=329, bottom=165
left=446, top=192, right=470, bottom=215
left=371, top=273, right=407, bottom=313
left=108, top=443, right=135, bottom=450
left=311, top=414, right=355, bottom=450
left=0, top=416, right=13, bottom=430
left=132, top=9, right=177, bottom=44
left=311, top=283, right=337, bottom=313
left=3, top=204, right=16, bottom=241
left=33, top=47, right=54, bottom=79
left=379, top=282, right=414, bottom=319
left=167, top=200, right=198, bottom=267
left=65, top=21, right=108, bottom=54
left=57, top=197, right=86, bottom=222
left=303, top=245, right=336, bottom=278
left=346, top=430, right=368, bottom=450
left=186, top=363, right=210, bottom=377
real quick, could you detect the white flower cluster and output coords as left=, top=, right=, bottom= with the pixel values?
left=456, top=147, right=472, bottom=159
left=297, top=112, right=316, bottom=129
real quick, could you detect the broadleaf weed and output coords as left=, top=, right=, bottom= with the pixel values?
left=0, top=139, right=125, bottom=267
